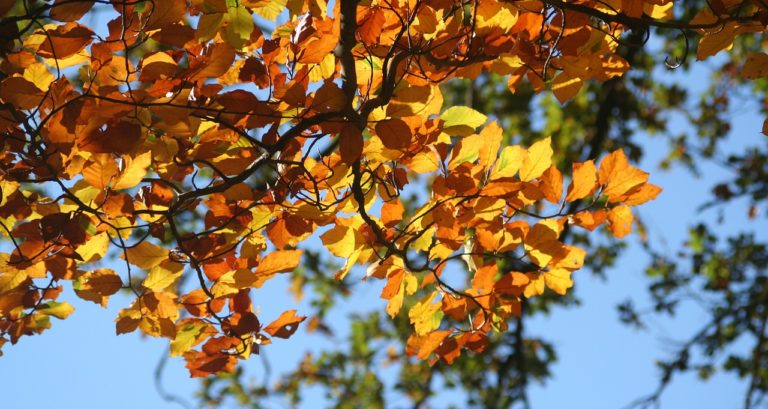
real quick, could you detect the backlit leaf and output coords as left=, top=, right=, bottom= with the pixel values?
left=565, top=160, right=598, bottom=202
left=409, top=292, right=443, bottom=336
left=124, top=241, right=168, bottom=270
left=263, top=310, right=306, bottom=339
left=520, top=137, right=553, bottom=182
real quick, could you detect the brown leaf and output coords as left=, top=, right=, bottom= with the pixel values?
left=37, top=23, right=95, bottom=59
left=375, top=118, right=412, bottom=150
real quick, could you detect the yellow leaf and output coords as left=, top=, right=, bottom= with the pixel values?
left=76, top=232, right=110, bottom=262
left=607, top=204, right=633, bottom=238
left=644, top=1, right=674, bottom=19
left=524, top=219, right=564, bottom=267
left=320, top=221, right=359, bottom=258
left=223, top=6, right=254, bottom=49
left=0, top=254, right=27, bottom=293
left=490, top=145, right=525, bottom=180
left=408, top=292, right=443, bottom=336
left=124, top=241, right=168, bottom=269
left=251, top=0, right=288, bottom=21
left=405, top=148, right=440, bottom=173
left=523, top=273, right=545, bottom=298
left=39, top=301, right=75, bottom=319
left=23, top=63, right=54, bottom=91
left=544, top=268, right=573, bottom=295
left=333, top=247, right=361, bottom=281
left=387, top=83, right=443, bottom=118
left=143, top=260, right=184, bottom=291
left=520, top=137, right=553, bottom=182
left=170, top=319, right=215, bottom=357
left=113, top=151, right=152, bottom=190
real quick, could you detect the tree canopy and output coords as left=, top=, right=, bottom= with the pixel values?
left=1, top=0, right=767, bottom=407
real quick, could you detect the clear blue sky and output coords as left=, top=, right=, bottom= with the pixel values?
left=3, top=9, right=767, bottom=409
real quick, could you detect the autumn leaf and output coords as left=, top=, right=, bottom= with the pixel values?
left=263, top=310, right=306, bottom=339
left=742, top=53, right=768, bottom=79
left=256, top=250, right=303, bottom=276
left=171, top=319, right=216, bottom=357
left=375, top=118, right=412, bottom=150
left=37, top=23, right=94, bottom=59
left=543, top=268, right=574, bottom=295
left=74, top=268, right=123, bottom=307
left=38, top=301, right=75, bottom=320
left=124, top=241, right=169, bottom=270
left=565, top=160, right=598, bottom=202
left=409, top=292, right=443, bottom=336
left=607, top=205, right=633, bottom=238
left=143, top=261, right=184, bottom=292
left=552, top=71, right=584, bottom=103
left=113, top=151, right=153, bottom=190
left=441, top=106, right=487, bottom=136
left=599, top=150, right=649, bottom=202
left=490, top=145, right=525, bottom=180
left=520, top=137, right=553, bottom=182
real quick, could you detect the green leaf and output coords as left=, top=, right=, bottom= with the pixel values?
left=441, top=106, right=487, bottom=136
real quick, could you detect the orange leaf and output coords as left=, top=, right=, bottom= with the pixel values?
left=622, top=183, right=662, bottom=206
left=406, top=330, right=452, bottom=360
left=571, top=209, right=607, bottom=231
left=263, top=309, right=306, bottom=339
left=524, top=220, right=565, bottom=267
left=565, top=160, right=598, bottom=202
left=381, top=199, right=405, bottom=228
left=538, top=166, right=563, bottom=203
left=184, top=350, right=237, bottom=378
left=599, top=150, right=648, bottom=202
left=471, top=263, right=497, bottom=294
left=256, top=250, right=303, bottom=276
left=606, top=205, right=633, bottom=238
left=190, top=42, right=236, bottom=81
left=552, top=71, right=583, bottom=103
left=82, top=154, right=119, bottom=190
